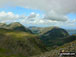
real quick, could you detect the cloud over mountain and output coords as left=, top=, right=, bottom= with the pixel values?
left=0, top=0, right=76, bottom=22
left=0, top=11, right=75, bottom=28
left=0, top=0, right=76, bottom=28
left=0, top=11, right=19, bottom=23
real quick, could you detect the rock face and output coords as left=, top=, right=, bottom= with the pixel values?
left=0, top=22, right=32, bottom=33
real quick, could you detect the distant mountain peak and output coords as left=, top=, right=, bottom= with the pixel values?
left=0, top=22, right=32, bottom=33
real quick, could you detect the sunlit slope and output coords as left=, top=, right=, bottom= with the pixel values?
left=0, top=28, right=46, bottom=57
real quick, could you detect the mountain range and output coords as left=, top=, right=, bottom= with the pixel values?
left=0, top=22, right=76, bottom=57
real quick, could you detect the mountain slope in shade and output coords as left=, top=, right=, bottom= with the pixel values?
left=0, top=22, right=32, bottom=33
left=32, top=35, right=76, bottom=57
left=40, top=27, right=69, bottom=47
left=41, top=27, right=69, bottom=38
left=29, top=26, right=69, bottom=36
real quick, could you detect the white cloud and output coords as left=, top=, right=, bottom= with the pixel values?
left=0, top=0, right=76, bottom=14
left=0, top=0, right=76, bottom=22
left=0, top=11, right=76, bottom=28
left=44, top=10, right=69, bottom=21
left=0, top=11, right=19, bottom=23
left=0, top=11, right=19, bottom=19
left=27, top=12, right=40, bottom=19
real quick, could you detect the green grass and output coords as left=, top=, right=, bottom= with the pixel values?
left=0, top=28, right=76, bottom=57
left=0, top=28, right=46, bottom=57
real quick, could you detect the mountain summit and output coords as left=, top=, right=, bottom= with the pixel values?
left=0, top=22, right=32, bottom=33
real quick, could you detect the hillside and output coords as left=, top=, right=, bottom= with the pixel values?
left=41, top=27, right=69, bottom=38
left=0, top=28, right=46, bottom=57
left=40, top=27, right=69, bottom=48
left=29, top=26, right=69, bottom=36
left=0, top=25, right=75, bottom=57
left=32, top=38, right=76, bottom=57
left=0, top=22, right=32, bottom=33
left=0, top=28, right=75, bottom=57
left=30, top=26, right=76, bottom=52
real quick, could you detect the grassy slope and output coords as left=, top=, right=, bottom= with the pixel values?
left=0, top=28, right=76, bottom=57
left=0, top=28, right=46, bottom=57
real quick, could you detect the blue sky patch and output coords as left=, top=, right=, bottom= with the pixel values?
left=0, top=6, right=44, bottom=16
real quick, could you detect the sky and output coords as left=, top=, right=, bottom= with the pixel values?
left=0, top=0, right=76, bottom=29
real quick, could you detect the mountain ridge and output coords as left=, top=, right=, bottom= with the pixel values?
left=0, top=22, right=32, bottom=33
